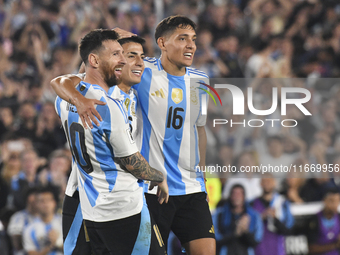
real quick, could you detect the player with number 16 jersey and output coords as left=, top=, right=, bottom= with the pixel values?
left=134, top=57, right=209, bottom=196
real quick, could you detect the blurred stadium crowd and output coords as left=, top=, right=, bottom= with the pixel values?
left=1, top=0, right=340, bottom=254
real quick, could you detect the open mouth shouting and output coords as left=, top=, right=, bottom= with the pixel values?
left=184, top=52, right=193, bottom=60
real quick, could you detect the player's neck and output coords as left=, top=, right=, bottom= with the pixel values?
left=323, top=209, right=336, bottom=219
left=41, top=213, right=54, bottom=224
left=262, top=192, right=273, bottom=202
left=118, top=82, right=131, bottom=94
left=84, top=68, right=109, bottom=92
left=160, top=55, right=186, bottom=76
left=232, top=205, right=244, bottom=214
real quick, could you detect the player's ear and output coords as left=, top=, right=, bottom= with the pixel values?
left=88, top=53, right=99, bottom=68
left=157, top=37, right=167, bottom=51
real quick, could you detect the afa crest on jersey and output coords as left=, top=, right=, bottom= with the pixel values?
left=190, top=86, right=198, bottom=105
left=171, top=88, right=183, bottom=104
left=124, top=98, right=130, bottom=112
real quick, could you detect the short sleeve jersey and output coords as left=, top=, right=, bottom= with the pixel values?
left=133, top=57, right=209, bottom=196
left=56, top=82, right=142, bottom=222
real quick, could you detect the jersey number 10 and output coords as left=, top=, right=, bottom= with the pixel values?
left=64, top=120, right=93, bottom=174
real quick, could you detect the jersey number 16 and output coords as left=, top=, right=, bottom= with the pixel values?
left=166, top=106, right=184, bottom=129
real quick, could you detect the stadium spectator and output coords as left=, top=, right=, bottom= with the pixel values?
left=280, top=159, right=308, bottom=204
left=215, top=35, right=244, bottom=78
left=306, top=189, right=340, bottom=255
left=9, top=149, right=41, bottom=211
left=213, top=184, right=263, bottom=255
left=255, top=135, right=300, bottom=179
left=252, top=174, right=294, bottom=255
left=38, top=150, right=71, bottom=207
left=300, top=176, right=335, bottom=203
left=13, top=102, right=37, bottom=141
left=34, top=102, right=66, bottom=158
left=7, top=187, right=38, bottom=255
left=0, top=137, right=27, bottom=186
left=222, top=151, right=262, bottom=202
left=193, top=29, right=228, bottom=78
left=23, top=187, right=63, bottom=255
left=0, top=107, right=14, bottom=139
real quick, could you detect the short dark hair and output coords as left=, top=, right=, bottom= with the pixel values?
left=25, top=187, right=38, bottom=202
left=79, top=29, right=119, bottom=64
left=37, top=186, right=57, bottom=202
left=155, top=15, right=197, bottom=42
left=323, top=188, right=340, bottom=200
left=229, top=184, right=246, bottom=198
left=118, top=36, right=145, bottom=46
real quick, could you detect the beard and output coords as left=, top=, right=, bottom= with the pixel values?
left=101, top=61, right=120, bottom=87
left=104, top=73, right=118, bottom=87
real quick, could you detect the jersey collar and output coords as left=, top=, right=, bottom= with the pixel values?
left=109, top=85, right=134, bottom=101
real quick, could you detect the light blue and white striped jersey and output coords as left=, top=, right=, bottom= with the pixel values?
left=56, top=82, right=142, bottom=222
left=133, top=57, right=209, bottom=196
left=23, top=214, right=63, bottom=255
left=109, top=85, right=138, bottom=140
left=64, top=85, right=139, bottom=197
left=8, top=209, right=37, bottom=236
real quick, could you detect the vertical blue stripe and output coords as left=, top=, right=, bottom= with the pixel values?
left=108, top=99, right=128, bottom=122
left=79, top=168, right=99, bottom=207
left=220, top=246, right=227, bottom=255
left=45, top=223, right=52, bottom=233
left=67, top=95, right=99, bottom=207
left=64, top=204, right=83, bottom=255
left=284, top=201, right=294, bottom=228
left=254, top=211, right=263, bottom=242
left=24, top=211, right=29, bottom=227
left=194, top=127, right=205, bottom=192
left=137, top=68, right=153, bottom=161
left=91, top=97, right=117, bottom=192
left=163, top=74, right=186, bottom=195
left=55, top=96, right=62, bottom=117
left=248, top=248, right=255, bottom=255
left=31, top=229, right=40, bottom=250
left=131, top=201, right=151, bottom=255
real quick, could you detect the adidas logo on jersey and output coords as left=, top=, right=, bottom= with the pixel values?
left=151, top=89, right=166, bottom=99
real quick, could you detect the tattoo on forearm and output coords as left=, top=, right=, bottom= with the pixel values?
left=115, top=152, right=164, bottom=182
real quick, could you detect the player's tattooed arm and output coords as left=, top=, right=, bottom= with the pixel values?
left=50, top=73, right=106, bottom=128
left=115, top=152, right=164, bottom=182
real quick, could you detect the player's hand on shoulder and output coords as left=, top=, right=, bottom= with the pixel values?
left=113, top=27, right=136, bottom=39
left=76, top=96, right=106, bottom=129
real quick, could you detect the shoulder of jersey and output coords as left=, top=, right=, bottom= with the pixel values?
left=186, top=67, right=209, bottom=78
left=143, top=57, right=159, bottom=69
left=82, top=84, right=109, bottom=102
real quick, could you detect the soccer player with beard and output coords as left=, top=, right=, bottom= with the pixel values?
left=56, top=29, right=168, bottom=254
left=52, top=16, right=215, bottom=255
